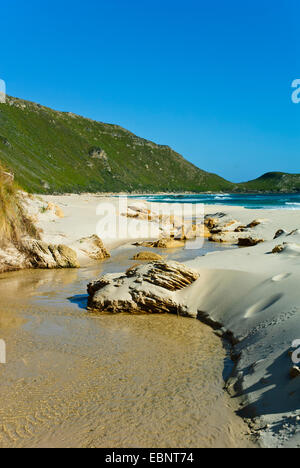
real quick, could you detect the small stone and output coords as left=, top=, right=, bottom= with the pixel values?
left=46, top=202, right=55, bottom=211
left=247, top=220, right=261, bottom=228
left=272, top=244, right=284, bottom=254
left=274, top=229, right=286, bottom=240
left=238, top=237, right=264, bottom=247
left=235, top=225, right=247, bottom=233
left=132, top=251, right=163, bottom=261
left=55, top=206, right=65, bottom=218
left=140, top=238, right=185, bottom=249
left=290, top=366, right=300, bottom=379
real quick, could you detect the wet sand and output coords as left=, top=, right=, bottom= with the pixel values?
left=0, top=247, right=255, bottom=448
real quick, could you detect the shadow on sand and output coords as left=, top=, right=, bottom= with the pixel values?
left=68, top=294, right=88, bottom=310
left=236, top=350, right=300, bottom=419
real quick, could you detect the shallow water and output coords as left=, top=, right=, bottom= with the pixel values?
left=0, top=244, right=254, bottom=448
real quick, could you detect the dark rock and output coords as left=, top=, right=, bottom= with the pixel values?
left=274, top=229, right=286, bottom=240
left=238, top=238, right=264, bottom=247
left=290, top=366, right=300, bottom=379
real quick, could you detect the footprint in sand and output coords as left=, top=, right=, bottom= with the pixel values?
left=272, top=273, right=291, bottom=282
left=245, top=293, right=283, bottom=319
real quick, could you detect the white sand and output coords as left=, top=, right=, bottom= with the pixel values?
left=27, top=195, right=162, bottom=256
left=26, top=194, right=300, bottom=447
left=182, top=206, right=300, bottom=448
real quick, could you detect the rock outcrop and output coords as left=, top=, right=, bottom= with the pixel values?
left=123, top=203, right=209, bottom=243
left=234, top=225, right=247, bottom=233
left=0, top=245, right=27, bottom=273
left=0, top=235, right=110, bottom=272
left=274, top=229, right=287, bottom=239
left=134, top=238, right=185, bottom=249
left=151, top=238, right=185, bottom=249
left=272, top=244, right=285, bottom=254
left=73, top=235, right=110, bottom=261
left=204, top=215, right=267, bottom=245
left=87, top=261, right=199, bottom=315
left=89, top=147, right=108, bottom=161
left=238, top=237, right=264, bottom=247
left=205, top=218, right=218, bottom=230
left=206, top=218, right=245, bottom=243
left=271, top=242, right=300, bottom=256
left=46, top=202, right=65, bottom=218
left=24, top=240, right=80, bottom=269
left=209, top=233, right=237, bottom=243
left=175, top=224, right=210, bottom=240
left=132, top=251, right=163, bottom=261
left=247, top=220, right=261, bottom=228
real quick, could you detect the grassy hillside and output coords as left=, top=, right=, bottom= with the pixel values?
left=0, top=96, right=299, bottom=194
left=238, top=172, right=300, bottom=193
left=0, top=96, right=233, bottom=194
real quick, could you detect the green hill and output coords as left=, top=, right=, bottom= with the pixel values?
left=238, top=172, right=300, bottom=193
left=0, top=96, right=299, bottom=194
left=0, top=96, right=232, bottom=194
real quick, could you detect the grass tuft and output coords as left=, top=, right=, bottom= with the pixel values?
left=0, top=166, right=39, bottom=247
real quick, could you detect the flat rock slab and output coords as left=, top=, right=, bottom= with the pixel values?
left=87, top=261, right=199, bottom=315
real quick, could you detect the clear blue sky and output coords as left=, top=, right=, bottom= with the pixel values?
left=0, top=0, right=299, bottom=182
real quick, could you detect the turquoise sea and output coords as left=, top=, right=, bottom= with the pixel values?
left=130, top=193, right=300, bottom=210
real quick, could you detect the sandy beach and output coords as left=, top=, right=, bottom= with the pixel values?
left=1, top=0, right=299, bottom=452
left=1, top=193, right=300, bottom=447
left=0, top=270, right=253, bottom=448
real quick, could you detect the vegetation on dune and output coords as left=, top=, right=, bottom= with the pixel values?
left=0, top=165, right=38, bottom=247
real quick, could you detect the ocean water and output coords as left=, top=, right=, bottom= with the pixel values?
left=129, top=193, right=300, bottom=210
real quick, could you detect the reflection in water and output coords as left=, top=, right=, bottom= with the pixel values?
left=0, top=242, right=254, bottom=448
